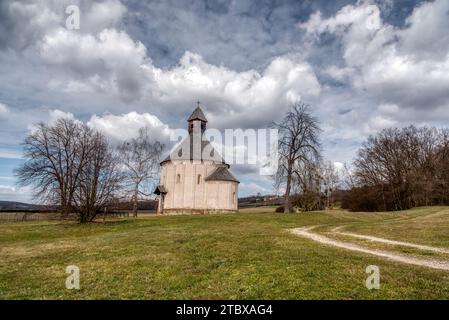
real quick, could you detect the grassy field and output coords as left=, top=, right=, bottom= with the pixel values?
left=1, top=206, right=449, bottom=299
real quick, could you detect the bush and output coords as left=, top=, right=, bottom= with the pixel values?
left=292, top=191, right=326, bottom=211
left=341, top=185, right=412, bottom=212
left=275, top=206, right=284, bottom=213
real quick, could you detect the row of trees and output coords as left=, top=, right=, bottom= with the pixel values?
left=23, top=103, right=444, bottom=217
left=274, top=103, right=449, bottom=213
left=16, top=119, right=163, bottom=223
left=342, top=126, right=449, bottom=211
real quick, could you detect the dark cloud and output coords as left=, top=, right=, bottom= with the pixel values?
left=122, top=0, right=359, bottom=70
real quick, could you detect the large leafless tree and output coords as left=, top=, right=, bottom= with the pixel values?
left=16, top=119, right=86, bottom=216
left=274, top=102, right=321, bottom=213
left=16, top=118, right=123, bottom=223
left=118, top=127, right=164, bottom=217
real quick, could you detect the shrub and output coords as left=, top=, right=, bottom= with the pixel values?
left=341, top=185, right=412, bottom=212
left=275, top=206, right=284, bottom=213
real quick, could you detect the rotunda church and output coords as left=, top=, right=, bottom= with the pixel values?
left=154, top=104, right=239, bottom=214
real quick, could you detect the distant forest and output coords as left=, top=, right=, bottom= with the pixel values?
left=342, top=126, right=449, bottom=211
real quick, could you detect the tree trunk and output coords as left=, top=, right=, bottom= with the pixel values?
left=283, top=160, right=293, bottom=213
left=132, top=183, right=139, bottom=218
left=59, top=196, right=69, bottom=220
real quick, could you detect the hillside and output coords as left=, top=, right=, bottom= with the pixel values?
left=0, top=201, right=43, bottom=211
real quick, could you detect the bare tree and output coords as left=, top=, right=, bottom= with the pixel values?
left=274, top=102, right=321, bottom=213
left=118, top=127, right=164, bottom=217
left=294, top=161, right=325, bottom=211
left=341, top=162, right=355, bottom=190
left=15, top=119, right=88, bottom=217
left=322, top=161, right=340, bottom=209
left=16, top=118, right=123, bottom=223
left=347, top=125, right=449, bottom=211
left=72, top=131, right=123, bottom=223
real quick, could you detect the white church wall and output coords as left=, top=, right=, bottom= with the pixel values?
left=161, top=160, right=238, bottom=212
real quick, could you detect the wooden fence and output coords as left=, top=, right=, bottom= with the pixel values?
left=0, top=210, right=156, bottom=223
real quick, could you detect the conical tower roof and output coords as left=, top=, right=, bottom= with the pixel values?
left=188, top=106, right=207, bottom=122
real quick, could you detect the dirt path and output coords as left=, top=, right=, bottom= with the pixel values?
left=334, top=230, right=449, bottom=254
left=411, top=208, right=449, bottom=221
left=290, top=227, right=449, bottom=271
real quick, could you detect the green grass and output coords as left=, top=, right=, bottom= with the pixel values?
left=1, top=207, right=449, bottom=299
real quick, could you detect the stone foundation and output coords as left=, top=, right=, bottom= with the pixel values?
left=161, top=208, right=238, bottom=215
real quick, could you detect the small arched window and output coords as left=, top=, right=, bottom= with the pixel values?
left=176, top=174, right=181, bottom=183
left=233, top=192, right=236, bottom=204
left=197, top=174, right=202, bottom=184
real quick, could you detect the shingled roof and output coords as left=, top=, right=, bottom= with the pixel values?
left=205, top=166, right=239, bottom=183
left=188, top=106, right=208, bottom=122
left=160, top=135, right=226, bottom=164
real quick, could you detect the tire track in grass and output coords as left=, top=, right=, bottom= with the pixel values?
left=290, top=227, right=449, bottom=271
left=333, top=230, right=449, bottom=255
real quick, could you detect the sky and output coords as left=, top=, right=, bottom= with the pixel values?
left=1, top=0, right=449, bottom=202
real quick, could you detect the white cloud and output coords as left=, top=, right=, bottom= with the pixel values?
left=19, top=107, right=173, bottom=147
left=0, top=103, right=9, bottom=118
left=37, top=27, right=149, bottom=101
left=0, top=0, right=128, bottom=48
left=87, top=111, right=172, bottom=144
left=148, top=52, right=321, bottom=128
left=333, top=161, right=344, bottom=171
left=39, top=28, right=147, bottom=72
left=0, top=150, right=23, bottom=159
left=0, top=102, right=61, bottom=146
left=3, top=0, right=323, bottom=132
left=0, top=184, right=17, bottom=192
left=239, top=181, right=272, bottom=195
left=35, top=24, right=321, bottom=128
left=37, top=28, right=321, bottom=127
left=300, top=0, right=449, bottom=128
left=48, top=109, right=76, bottom=124
left=83, top=0, right=127, bottom=32
left=299, top=3, right=382, bottom=36
left=363, top=115, right=398, bottom=135
left=0, top=0, right=60, bottom=50
left=400, top=0, right=449, bottom=60
left=0, top=184, right=33, bottom=203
